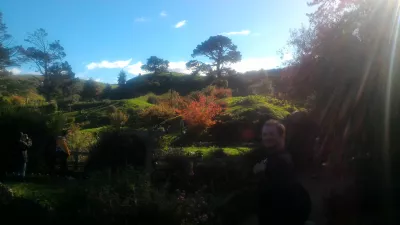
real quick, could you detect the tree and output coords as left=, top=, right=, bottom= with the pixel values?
left=38, top=61, right=76, bottom=99
left=191, top=35, right=241, bottom=78
left=81, top=79, right=100, bottom=100
left=102, top=84, right=113, bottom=99
left=285, top=1, right=400, bottom=222
left=20, top=28, right=71, bottom=100
left=141, top=56, right=169, bottom=74
left=0, top=12, right=21, bottom=72
left=118, top=70, right=127, bottom=87
left=185, top=60, right=211, bottom=76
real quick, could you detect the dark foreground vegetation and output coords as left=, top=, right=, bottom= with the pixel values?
left=2, top=0, right=400, bottom=225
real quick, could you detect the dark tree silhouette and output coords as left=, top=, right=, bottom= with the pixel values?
left=191, top=35, right=241, bottom=78
left=141, top=56, right=169, bottom=74
left=118, top=70, right=127, bottom=87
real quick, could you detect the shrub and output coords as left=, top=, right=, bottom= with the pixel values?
left=139, top=103, right=177, bottom=126
left=86, top=129, right=147, bottom=172
left=158, top=134, right=179, bottom=151
left=43, top=101, right=58, bottom=113
left=212, top=88, right=232, bottom=99
left=147, top=94, right=159, bottom=104
left=109, top=110, right=129, bottom=128
left=72, top=94, right=81, bottom=103
left=176, top=95, right=222, bottom=133
left=0, top=183, right=14, bottom=205
left=67, top=123, right=98, bottom=152
left=10, top=95, right=25, bottom=106
left=107, top=105, right=118, bottom=114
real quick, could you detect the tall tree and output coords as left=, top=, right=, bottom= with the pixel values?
left=21, top=28, right=71, bottom=100
left=102, top=84, right=113, bottom=99
left=38, top=61, right=76, bottom=99
left=118, top=70, right=127, bottom=87
left=141, top=56, right=169, bottom=74
left=0, top=12, right=21, bottom=73
left=185, top=60, right=211, bottom=76
left=190, top=35, right=241, bottom=78
left=81, top=78, right=100, bottom=100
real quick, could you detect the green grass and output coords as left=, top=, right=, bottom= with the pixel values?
left=224, top=95, right=300, bottom=120
left=6, top=180, right=70, bottom=208
left=121, top=96, right=152, bottom=110
left=183, top=146, right=251, bottom=156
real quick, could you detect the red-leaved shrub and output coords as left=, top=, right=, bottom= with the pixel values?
left=176, top=95, right=222, bottom=133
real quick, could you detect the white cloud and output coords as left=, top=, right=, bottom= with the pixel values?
left=86, top=59, right=132, bottom=70
left=169, top=61, right=191, bottom=74
left=175, top=20, right=187, bottom=28
left=231, top=57, right=281, bottom=72
left=221, top=30, right=251, bottom=36
left=95, top=78, right=102, bottom=82
left=135, top=17, right=148, bottom=22
left=160, top=11, right=167, bottom=17
left=126, top=61, right=144, bottom=75
left=8, top=68, right=21, bottom=75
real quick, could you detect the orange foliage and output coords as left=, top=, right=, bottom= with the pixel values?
left=10, top=95, right=25, bottom=105
left=176, top=95, right=222, bottom=132
left=211, top=88, right=232, bottom=99
left=140, top=103, right=177, bottom=125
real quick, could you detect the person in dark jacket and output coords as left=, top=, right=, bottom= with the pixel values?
left=18, top=132, right=32, bottom=180
left=253, top=120, right=311, bottom=225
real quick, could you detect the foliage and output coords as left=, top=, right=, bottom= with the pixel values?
left=141, top=56, right=169, bottom=74
left=202, top=86, right=232, bottom=99
left=0, top=12, right=21, bottom=70
left=139, top=103, right=177, bottom=126
left=109, top=110, right=129, bottom=128
left=118, top=70, right=127, bottom=86
left=66, top=123, right=97, bottom=151
left=0, top=183, right=14, bottom=205
left=191, top=35, right=241, bottom=78
left=81, top=78, right=100, bottom=100
left=9, top=95, right=25, bottom=105
left=0, top=108, right=66, bottom=173
left=176, top=95, right=222, bottom=133
left=86, top=129, right=147, bottom=172
left=147, top=94, right=159, bottom=104
left=158, top=134, right=179, bottom=151
left=20, top=28, right=71, bottom=100
left=102, top=84, right=112, bottom=99
left=186, top=60, right=212, bottom=76
left=38, top=61, right=76, bottom=100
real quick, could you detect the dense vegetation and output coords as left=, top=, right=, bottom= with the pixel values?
left=2, top=0, right=400, bottom=224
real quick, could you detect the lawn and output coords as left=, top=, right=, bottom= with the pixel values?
left=183, top=146, right=251, bottom=156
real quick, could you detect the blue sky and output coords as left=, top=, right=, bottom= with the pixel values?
left=1, top=0, right=311, bottom=83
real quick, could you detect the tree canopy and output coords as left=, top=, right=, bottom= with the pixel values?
left=190, top=35, right=241, bottom=78
left=141, top=56, right=169, bottom=74
left=20, top=28, right=75, bottom=100
left=0, top=12, right=20, bottom=72
left=118, top=70, right=127, bottom=86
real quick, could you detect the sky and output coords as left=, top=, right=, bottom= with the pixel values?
left=1, top=0, right=311, bottom=83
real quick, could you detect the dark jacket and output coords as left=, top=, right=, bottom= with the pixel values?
left=256, top=149, right=311, bottom=225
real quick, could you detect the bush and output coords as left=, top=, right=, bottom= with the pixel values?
left=0, top=183, right=14, bottom=205
left=10, top=95, right=25, bottom=106
left=176, top=95, right=222, bottom=134
left=139, top=103, right=177, bottom=127
left=109, top=110, right=129, bottom=128
left=86, top=129, right=147, bottom=172
left=147, top=94, right=159, bottom=104
left=106, top=105, right=118, bottom=114
left=67, top=123, right=98, bottom=152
